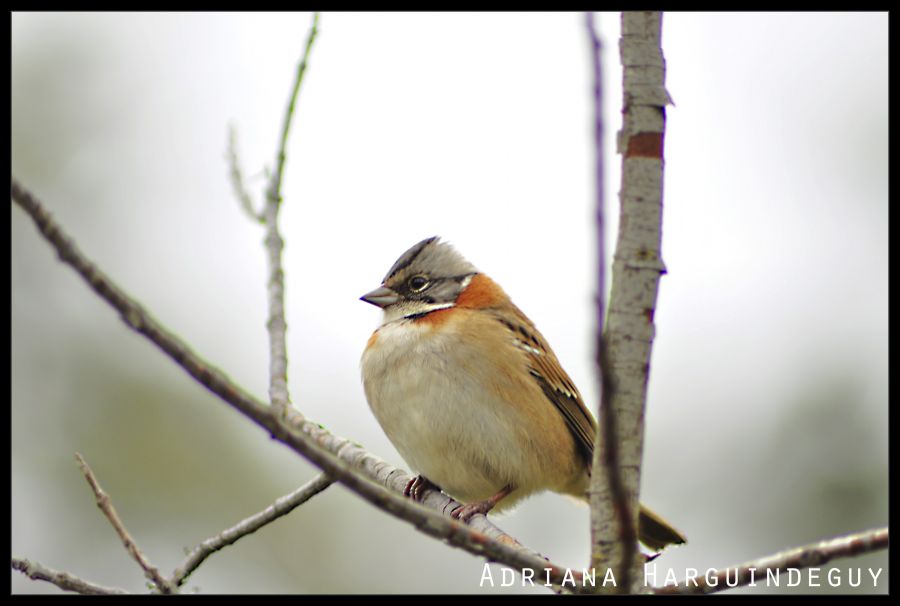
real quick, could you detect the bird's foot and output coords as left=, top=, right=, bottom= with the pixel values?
left=450, top=485, right=513, bottom=522
left=404, top=475, right=438, bottom=502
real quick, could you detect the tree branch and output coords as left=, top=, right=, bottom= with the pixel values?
left=267, top=12, right=318, bottom=214
left=171, top=473, right=333, bottom=587
left=652, top=527, right=889, bottom=595
left=74, top=453, right=177, bottom=594
left=585, top=11, right=636, bottom=595
left=263, top=11, right=319, bottom=420
left=11, top=557, right=128, bottom=595
left=227, top=124, right=263, bottom=222
left=225, top=15, right=335, bottom=557
left=588, top=11, right=672, bottom=593
left=10, top=178, right=579, bottom=589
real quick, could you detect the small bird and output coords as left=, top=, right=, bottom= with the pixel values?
left=360, top=237, right=685, bottom=551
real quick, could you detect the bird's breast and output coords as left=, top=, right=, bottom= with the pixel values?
left=360, top=313, right=585, bottom=506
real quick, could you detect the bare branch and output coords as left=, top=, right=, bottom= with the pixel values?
left=227, top=124, right=263, bottom=222
left=171, top=473, right=333, bottom=587
left=588, top=11, right=672, bottom=592
left=74, top=453, right=177, bottom=594
left=10, top=178, right=578, bottom=588
left=12, top=557, right=129, bottom=595
left=266, top=12, right=319, bottom=210
left=262, top=11, right=319, bottom=419
left=586, top=11, right=636, bottom=595
left=652, top=527, right=889, bottom=595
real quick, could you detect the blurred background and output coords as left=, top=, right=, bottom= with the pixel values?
left=11, top=12, right=887, bottom=594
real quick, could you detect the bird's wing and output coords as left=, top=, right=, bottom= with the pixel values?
left=496, top=305, right=598, bottom=466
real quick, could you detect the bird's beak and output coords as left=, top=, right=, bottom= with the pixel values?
left=360, top=285, right=399, bottom=308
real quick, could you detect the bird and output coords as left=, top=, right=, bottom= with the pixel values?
left=360, top=236, right=685, bottom=551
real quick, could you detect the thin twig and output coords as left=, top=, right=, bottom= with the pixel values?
left=262, top=11, right=319, bottom=419
left=587, top=9, right=607, bottom=348
left=10, top=178, right=578, bottom=589
left=652, top=527, right=889, bottom=595
left=227, top=124, right=263, bottom=222
left=266, top=11, right=319, bottom=210
left=171, top=473, right=333, bottom=587
left=74, top=453, right=177, bottom=594
left=585, top=11, right=637, bottom=595
left=12, top=557, right=129, bottom=595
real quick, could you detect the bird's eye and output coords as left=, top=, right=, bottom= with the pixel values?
left=408, top=275, right=430, bottom=292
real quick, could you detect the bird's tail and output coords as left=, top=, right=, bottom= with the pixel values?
left=638, top=504, right=687, bottom=552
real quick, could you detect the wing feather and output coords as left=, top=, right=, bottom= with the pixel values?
left=494, top=305, right=598, bottom=466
